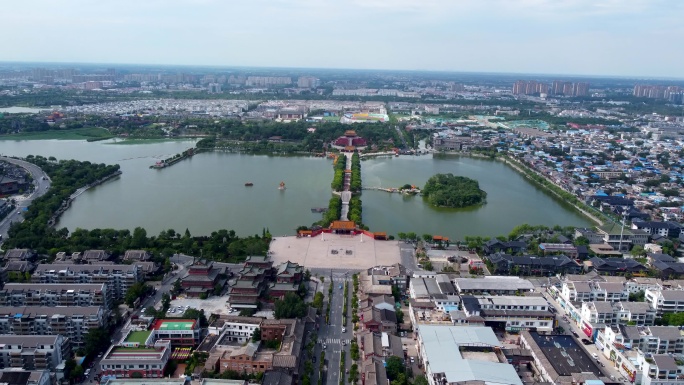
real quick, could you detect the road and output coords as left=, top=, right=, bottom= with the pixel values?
left=0, top=156, right=51, bottom=240
left=537, top=287, right=628, bottom=383
left=311, top=272, right=352, bottom=385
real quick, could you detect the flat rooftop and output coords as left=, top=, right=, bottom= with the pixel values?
left=527, top=332, right=602, bottom=377
left=418, top=325, right=522, bottom=385
left=269, top=234, right=401, bottom=269
left=152, top=319, right=196, bottom=331
left=125, top=331, right=151, bottom=345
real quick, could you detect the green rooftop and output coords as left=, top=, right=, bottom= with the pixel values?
left=125, top=330, right=151, bottom=345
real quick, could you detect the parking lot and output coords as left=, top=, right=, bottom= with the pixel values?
left=169, top=296, right=230, bottom=316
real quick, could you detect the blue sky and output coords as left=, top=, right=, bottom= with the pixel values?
left=2, top=0, right=683, bottom=78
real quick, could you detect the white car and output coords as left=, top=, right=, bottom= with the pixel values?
left=342, top=327, right=346, bottom=333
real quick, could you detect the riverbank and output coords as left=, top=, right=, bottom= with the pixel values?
left=50, top=170, right=122, bottom=226
left=0, top=127, right=113, bottom=141
left=499, top=155, right=605, bottom=226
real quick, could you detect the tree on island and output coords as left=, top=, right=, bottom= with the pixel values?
left=422, top=173, right=486, bottom=208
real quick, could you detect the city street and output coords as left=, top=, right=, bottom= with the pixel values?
left=0, top=156, right=51, bottom=240
left=537, top=287, right=628, bottom=383
left=311, top=272, right=353, bottom=385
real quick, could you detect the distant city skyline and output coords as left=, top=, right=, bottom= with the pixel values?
left=2, top=0, right=683, bottom=79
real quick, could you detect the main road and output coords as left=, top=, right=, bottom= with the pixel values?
left=0, top=156, right=51, bottom=240
left=311, top=272, right=353, bottom=385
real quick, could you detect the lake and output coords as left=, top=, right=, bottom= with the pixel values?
left=0, top=140, right=591, bottom=238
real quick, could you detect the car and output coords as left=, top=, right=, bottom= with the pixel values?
left=410, top=357, right=415, bottom=363
left=84, top=369, right=91, bottom=377
left=581, top=338, right=592, bottom=345
left=342, top=327, right=346, bottom=333
left=339, top=284, right=343, bottom=290
left=342, top=340, right=346, bottom=346
left=571, top=331, right=580, bottom=338
left=312, top=356, right=316, bottom=363
left=592, top=353, right=598, bottom=359
left=322, top=343, right=327, bottom=349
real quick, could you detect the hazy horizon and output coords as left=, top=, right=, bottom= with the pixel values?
left=3, top=0, right=683, bottom=79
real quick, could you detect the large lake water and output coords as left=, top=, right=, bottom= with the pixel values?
left=0, top=140, right=591, bottom=238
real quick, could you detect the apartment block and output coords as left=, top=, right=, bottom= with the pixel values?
left=601, top=325, right=684, bottom=355
left=645, top=289, right=684, bottom=315
left=31, top=264, right=141, bottom=299
left=0, top=335, right=68, bottom=370
left=580, top=301, right=656, bottom=326
left=0, top=306, right=106, bottom=348
left=461, top=295, right=554, bottom=332
left=0, top=283, right=111, bottom=309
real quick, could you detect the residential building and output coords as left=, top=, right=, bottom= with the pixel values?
left=218, top=342, right=272, bottom=375
left=0, top=335, right=67, bottom=370
left=487, top=254, right=581, bottom=276
left=100, top=340, right=172, bottom=379
left=638, top=354, right=684, bottom=385
left=356, top=331, right=403, bottom=363
left=461, top=295, right=554, bottom=332
left=587, top=257, right=648, bottom=275
left=645, top=289, right=684, bottom=315
left=123, top=250, right=152, bottom=262
left=632, top=221, right=682, bottom=238
left=208, top=316, right=262, bottom=344
left=596, top=223, right=648, bottom=252
left=363, top=264, right=409, bottom=292
left=600, top=325, right=684, bottom=355
left=31, top=264, right=141, bottom=300
left=0, top=369, right=51, bottom=385
left=0, top=283, right=111, bottom=309
left=2, top=250, right=35, bottom=262
left=580, top=301, right=656, bottom=327
left=360, top=308, right=397, bottom=334
left=0, top=306, right=106, bottom=347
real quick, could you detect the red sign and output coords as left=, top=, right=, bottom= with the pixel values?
left=622, top=363, right=636, bottom=382
left=582, top=322, right=593, bottom=338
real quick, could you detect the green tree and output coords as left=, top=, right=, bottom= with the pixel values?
left=124, top=282, right=150, bottom=307
left=84, top=327, right=110, bottom=356
left=385, top=356, right=405, bottom=381
left=414, top=376, right=429, bottom=385
left=312, top=292, right=325, bottom=313
left=252, top=328, right=261, bottom=342
left=274, top=293, right=308, bottom=319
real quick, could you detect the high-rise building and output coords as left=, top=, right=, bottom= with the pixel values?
left=297, top=76, right=320, bottom=88
left=208, top=83, right=222, bottom=94
left=573, top=82, right=590, bottom=97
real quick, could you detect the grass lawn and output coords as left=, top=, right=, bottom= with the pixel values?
left=0, top=127, right=113, bottom=141
left=125, top=330, right=152, bottom=345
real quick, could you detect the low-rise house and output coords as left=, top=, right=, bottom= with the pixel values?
left=452, top=276, right=534, bottom=295
left=123, top=250, right=152, bottom=262
left=208, top=316, right=262, bottom=344
left=100, top=340, right=172, bottom=378
left=356, top=330, right=403, bottom=362
left=0, top=369, right=51, bottom=385
left=219, top=342, right=273, bottom=375
left=587, top=257, right=647, bottom=275
left=487, top=254, right=581, bottom=276
left=82, top=250, right=111, bottom=263
left=483, top=240, right=527, bottom=255
left=360, top=308, right=397, bottom=334
left=632, top=221, right=682, bottom=238
left=2, top=249, right=36, bottom=262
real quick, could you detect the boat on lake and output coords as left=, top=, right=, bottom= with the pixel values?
left=278, top=181, right=286, bottom=190
left=245, top=182, right=254, bottom=187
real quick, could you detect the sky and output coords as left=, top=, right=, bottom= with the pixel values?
left=2, top=0, right=683, bottom=78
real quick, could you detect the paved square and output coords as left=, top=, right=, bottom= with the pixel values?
left=269, top=234, right=401, bottom=269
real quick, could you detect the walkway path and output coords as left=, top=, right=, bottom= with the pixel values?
left=339, top=153, right=353, bottom=220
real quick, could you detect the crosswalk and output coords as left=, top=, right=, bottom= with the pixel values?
left=318, top=338, right=351, bottom=345
left=329, top=277, right=349, bottom=283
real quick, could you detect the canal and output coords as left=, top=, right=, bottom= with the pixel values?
left=0, top=140, right=590, bottom=238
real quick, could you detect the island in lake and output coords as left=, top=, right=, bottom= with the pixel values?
left=422, top=173, right=487, bottom=208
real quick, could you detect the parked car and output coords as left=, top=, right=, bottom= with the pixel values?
left=571, top=331, right=580, bottom=338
